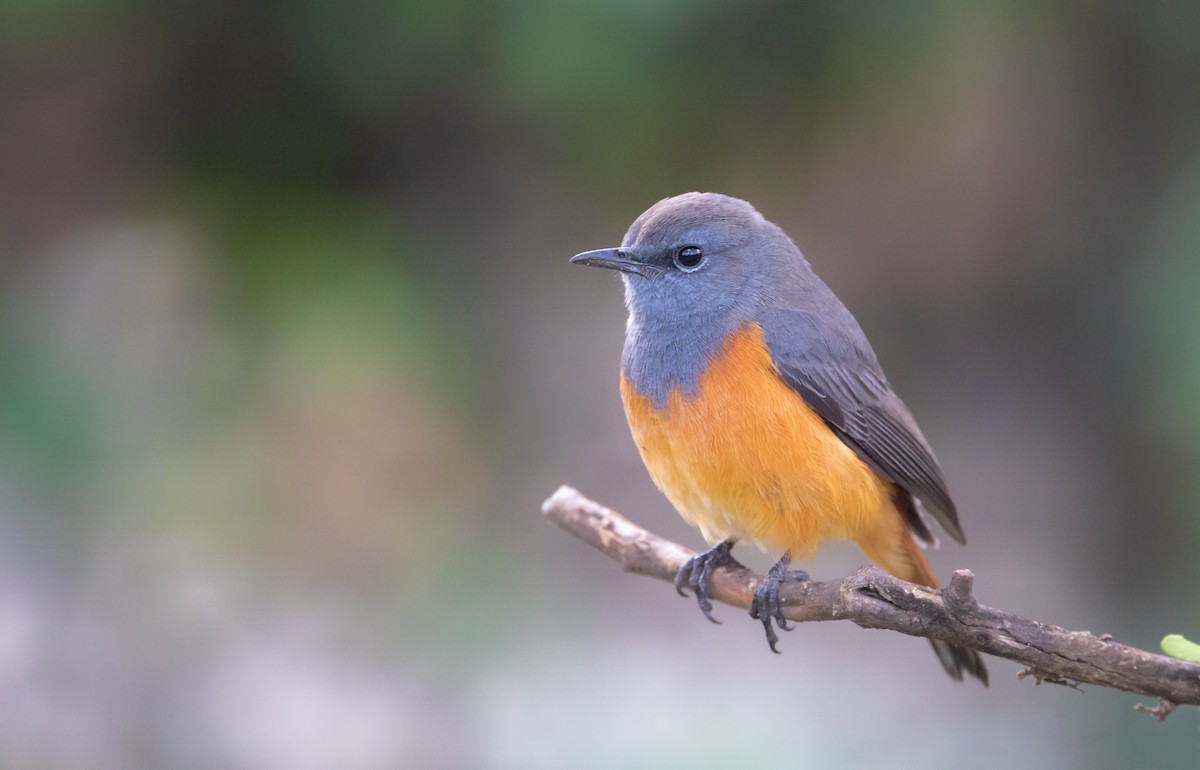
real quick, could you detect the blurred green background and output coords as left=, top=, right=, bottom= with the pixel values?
left=2, top=0, right=1200, bottom=767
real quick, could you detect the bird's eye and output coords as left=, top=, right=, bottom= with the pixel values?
left=675, top=245, right=704, bottom=270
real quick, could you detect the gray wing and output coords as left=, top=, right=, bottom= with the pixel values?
left=761, top=308, right=965, bottom=545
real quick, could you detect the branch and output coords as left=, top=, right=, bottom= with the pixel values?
left=542, top=485, right=1200, bottom=717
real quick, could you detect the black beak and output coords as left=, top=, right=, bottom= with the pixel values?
left=570, top=247, right=653, bottom=276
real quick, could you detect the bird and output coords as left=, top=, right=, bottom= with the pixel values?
left=570, top=192, right=987, bottom=684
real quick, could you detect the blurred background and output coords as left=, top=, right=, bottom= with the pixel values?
left=1, top=0, right=1199, bottom=767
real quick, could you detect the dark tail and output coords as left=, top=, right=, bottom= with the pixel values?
left=891, top=530, right=989, bottom=685
left=928, top=638, right=989, bottom=685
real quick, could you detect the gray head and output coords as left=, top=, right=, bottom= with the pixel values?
left=571, top=192, right=809, bottom=329
left=572, top=192, right=818, bottom=404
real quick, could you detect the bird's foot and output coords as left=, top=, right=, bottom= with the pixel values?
left=749, top=558, right=809, bottom=653
left=674, top=539, right=743, bottom=623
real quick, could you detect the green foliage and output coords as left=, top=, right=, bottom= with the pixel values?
left=1161, top=634, right=1200, bottom=663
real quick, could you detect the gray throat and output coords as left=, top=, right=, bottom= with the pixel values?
left=620, top=303, right=742, bottom=410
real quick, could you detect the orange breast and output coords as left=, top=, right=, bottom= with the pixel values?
left=621, top=323, right=894, bottom=559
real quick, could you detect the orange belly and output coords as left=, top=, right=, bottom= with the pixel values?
left=621, top=323, right=896, bottom=559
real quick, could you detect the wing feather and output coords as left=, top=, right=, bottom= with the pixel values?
left=763, top=309, right=965, bottom=545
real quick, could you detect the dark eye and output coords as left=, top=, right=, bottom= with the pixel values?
left=675, top=245, right=704, bottom=270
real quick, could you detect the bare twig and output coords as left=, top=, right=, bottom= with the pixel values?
left=542, top=485, right=1200, bottom=716
left=1134, top=698, right=1179, bottom=721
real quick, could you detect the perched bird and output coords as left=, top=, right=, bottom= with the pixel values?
left=571, top=192, right=987, bottom=684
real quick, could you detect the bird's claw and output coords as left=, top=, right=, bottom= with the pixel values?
left=749, top=565, right=809, bottom=653
left=673, top=540, right=742, bottom=624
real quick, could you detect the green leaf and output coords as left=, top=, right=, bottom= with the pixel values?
left=1161, top=634, right=1200, bottom=662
